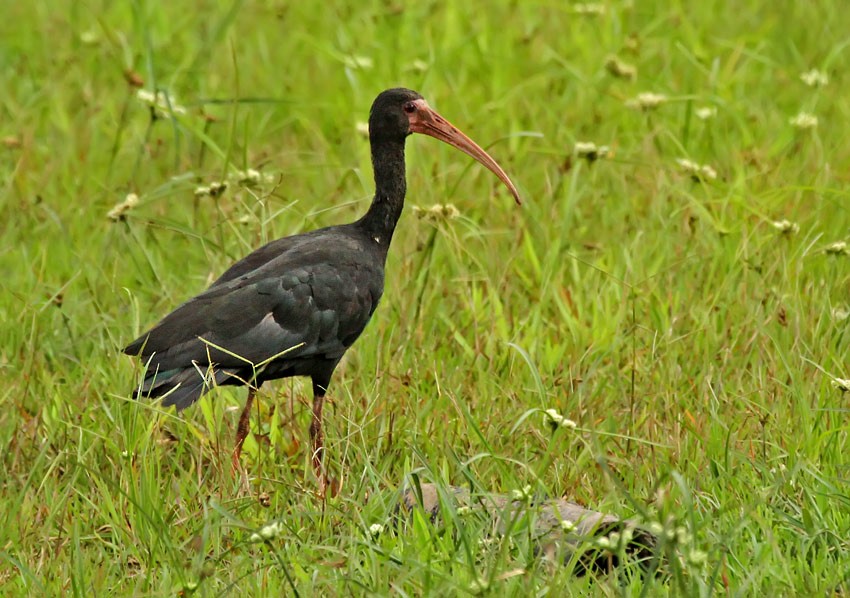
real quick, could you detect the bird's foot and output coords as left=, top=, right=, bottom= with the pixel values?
left=231, top=447, right=252, bottom=494
left=312, top=452, right=340, bottom=498
left=315, top=470, right=341, bottom=499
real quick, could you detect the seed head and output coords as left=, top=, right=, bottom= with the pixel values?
left=107, top=193, right=140, bottom=221
left=771, top=220, right=799, bottom=235
left=800, top=69, right=828, bottom=87
left=510, top=485, right=533, bottom=502
left=825, top=241, right=849, bottom=256
left=604, top=55, right=637, bottom=81
left=595, top=536, right=612, bottom=549
left=248, top=521, right=282, bottom=543
left=789, top=112, right=818, bottom=129
left=831, top=378, right=850, bottom=392
left=543, top=408, right=577, bottom=431
left=572, top=3, right=606, bottom=15
left=574, top=141, right=612, bottom=162
left=831, top=307, right=849, bottom=322
left=676, top=158, right=717, bottom=182
left=695, top=106, right=717, bottom=120
left=135, top=88, right=187, bottom=117
left=407, top=59, right=429, bottom=73
left=559, top=519, right=576, bottom=533
left=79, top=30, right=99, bottom=45
left=368, top=523, right=385, bottom=538
left=413, top=203, right=461, bottom=222
left=625, top=92, right=667, bottom=111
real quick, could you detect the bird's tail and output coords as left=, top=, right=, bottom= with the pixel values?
left=133, top=365, right=238, bottom=411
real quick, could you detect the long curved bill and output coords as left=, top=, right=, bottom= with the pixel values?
left=407, top=99, right=522, bottom=205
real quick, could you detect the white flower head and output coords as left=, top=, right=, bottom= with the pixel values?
left=412, top=203, right=460, bottom=222
left=135, top=89, right=156, bottom=104
left=831, top=307, right=849, bottom=322
left=107, top=193, right=140, bottom=221
left=456, top=506, right=473, bottom=517
left=604, top=55, right=637, bottom=81
left=510, top=484, right=533, bottom=502
left=695, top=106, right=717, bottom=120
left=408, top=59, right=429, bottom=73
left=208, top=181, right=228, bottom=197
left=790, top=112, right=818, bottom=129
left=687, top=549, right=708, bottom=565
left=800, top=69, right=828, bottom=87
left=236, top=168, right=261, bottom=186
left=192, top=179, right=234, bottom=198
left=625, top=92, right=667, bottom=111
left=676, top=158, right=717, bottom=182
left=229, top=168, right=276, bottom=187
left=136, top=88, right=187, bottom=117
left=595, top=536, right=611, bottom=549
left=771, top=219, right=799, bottom=235
left=248, top=521, right=282, bottom=543
left=544, top=408, right=563, bottom=425
left=825, top=241, right=849, bottom=255
left=436, top=204, right=459, bottom=219
left=79, top=30, right=99, bottom=45
left=368, top=523, right=385, bottom=537
left=543, top=408, right=577, bottom=430
left=831, top=378, right=850, bottom=392
left=572, top=3, right=606, bottom=15
left=356, top=121, right=370, bottom=138
left=559, top=519, right=576, bottom=533
left=574, top=141, right=611, bottom=162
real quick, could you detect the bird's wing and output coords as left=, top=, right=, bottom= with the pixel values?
left=209, top=226, right=336, bottom=288
left=124, top=240, right=383, bottom=372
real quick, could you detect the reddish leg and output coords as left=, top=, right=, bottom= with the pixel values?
left=232, top=386, right=256, bottom=473
left=309, top=389, right=327, bottom=494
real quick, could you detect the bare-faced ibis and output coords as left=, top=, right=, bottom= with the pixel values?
left=124, top=88, right=521, bottom=493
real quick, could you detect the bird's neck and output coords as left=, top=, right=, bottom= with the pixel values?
left=357, top=139, right=406, bottom=247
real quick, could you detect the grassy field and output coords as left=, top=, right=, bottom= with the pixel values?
left=2, top=0, right=849, bottom=595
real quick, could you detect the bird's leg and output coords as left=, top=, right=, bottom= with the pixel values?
left=309, top=373, right=342, bottom=498
left=309, top=388, right=326, bottom=493
left=232, top=386, right=256, bottom=474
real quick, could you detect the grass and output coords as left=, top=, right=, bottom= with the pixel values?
left=2, top=0, right=849, bottom=594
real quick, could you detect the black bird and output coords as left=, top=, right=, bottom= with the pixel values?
left=124, top=88, right=520, bottom=492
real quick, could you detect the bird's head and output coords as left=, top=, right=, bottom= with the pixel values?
left=369, top=88, right=521, bottom=205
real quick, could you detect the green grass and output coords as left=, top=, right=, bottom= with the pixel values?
left=2, top=0, right=849, bottom=594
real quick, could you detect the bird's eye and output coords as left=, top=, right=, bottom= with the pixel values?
left=403, top=102, right=416, bottom=114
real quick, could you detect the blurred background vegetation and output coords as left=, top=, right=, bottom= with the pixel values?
left=1, top=1, right=848, bottom=594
